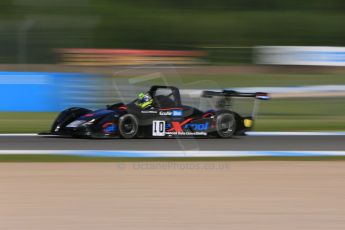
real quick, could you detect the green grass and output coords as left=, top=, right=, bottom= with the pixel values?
left=255, top=98, right=345, bottom=131
left=256, top=116, right=345, bottom=131
left=0, top=112, right=57, bottom=133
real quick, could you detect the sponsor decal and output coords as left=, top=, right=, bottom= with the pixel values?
left=167, top=118, right=193, bottom=132
left=158, top=110, right=183, bottom=116
left=165, top=131, right=207, bottom=136
left=141, top=110, right=158, bottom=114
left=159, top=111, right=172, bottom=116
left=172, top=110, right=183, bottom=116
left=151, top=119, right=210, bottom=136
left=184, top=123, right=209, bottom=131
left=167, top=119, right=209, bottom=132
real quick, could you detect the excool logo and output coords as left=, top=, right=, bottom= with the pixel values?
left=167, top=119, right=209, bottom=132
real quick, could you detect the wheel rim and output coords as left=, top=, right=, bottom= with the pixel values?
left=121, top=117, right=136, bottom=135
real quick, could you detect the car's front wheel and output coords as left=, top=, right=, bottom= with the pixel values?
left=215, top=112, right=236, bottom=138
left=118, top=114, right=139, bottom=139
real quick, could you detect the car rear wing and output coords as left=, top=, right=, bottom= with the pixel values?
left=201, top=90, right=270, bottom=118
left=202, top=90, right=270, bottom=100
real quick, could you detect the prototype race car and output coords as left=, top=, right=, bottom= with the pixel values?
left=47, top=85, right=269, bottom=138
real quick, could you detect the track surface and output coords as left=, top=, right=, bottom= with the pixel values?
left=0, top=135, right=344, bottom=150
left=1, top=162, right=345, bottom=230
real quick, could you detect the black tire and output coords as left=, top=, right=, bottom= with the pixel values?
left=118, top=114, right=139, bottom=139
left=215, top=112, right=236, bottom=138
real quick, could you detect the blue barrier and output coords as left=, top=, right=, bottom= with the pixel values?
left=0, top=72, right=98, bottom=112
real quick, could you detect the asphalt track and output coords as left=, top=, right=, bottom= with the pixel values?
left=0, top=135, right=344, bottom=151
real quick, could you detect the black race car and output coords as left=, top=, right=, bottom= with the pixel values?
left=47, top=85, right=269, bottom=138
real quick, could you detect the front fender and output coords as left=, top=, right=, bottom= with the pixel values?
left=51, top=107, right=91, bottom=133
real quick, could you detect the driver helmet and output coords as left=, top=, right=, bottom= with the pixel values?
left=137, top=92, right=153, bottom=109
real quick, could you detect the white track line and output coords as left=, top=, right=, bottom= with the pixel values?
left=0, top=131, right=345, bottom=137
left=0, top=150, right=344, bottom=157
left=247, top=132, right=345, bottom=136
left=1, top=132, right=345, bottom=137
left=0, top=133, right=38, bottom=136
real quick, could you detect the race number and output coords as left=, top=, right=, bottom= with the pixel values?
left=152, top=120, right=165, bottom=136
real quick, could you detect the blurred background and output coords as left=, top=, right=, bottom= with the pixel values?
left=0, top=0, right=345, bottom=133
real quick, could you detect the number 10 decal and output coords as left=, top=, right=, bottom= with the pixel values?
left=153, top=120, right=165, bottom=136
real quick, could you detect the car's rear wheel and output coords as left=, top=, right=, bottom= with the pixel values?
left=215, top=112, right=236, bottom=138
left=118, top=114, right=139, bottom=139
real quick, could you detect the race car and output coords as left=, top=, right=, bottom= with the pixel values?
left=47, top=85, right=269, bottom=138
